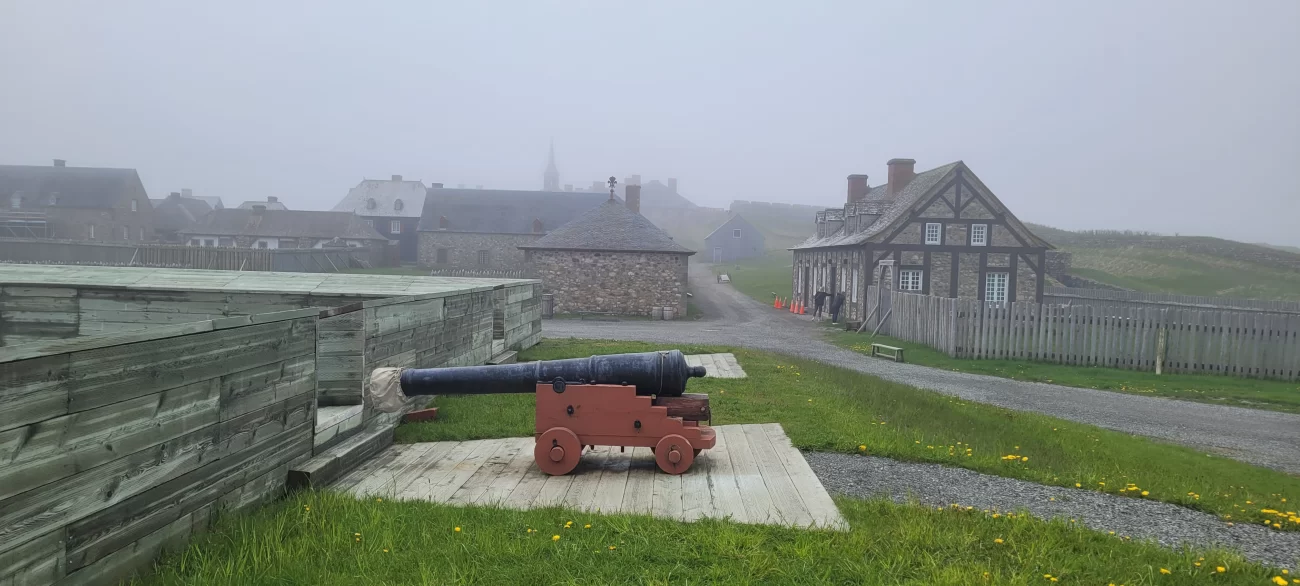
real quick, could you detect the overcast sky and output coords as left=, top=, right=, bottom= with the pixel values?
left=3, top=1, right=1297, bottom=245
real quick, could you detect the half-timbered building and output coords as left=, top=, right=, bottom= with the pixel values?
left=790, top=158, right=1052, bottom=323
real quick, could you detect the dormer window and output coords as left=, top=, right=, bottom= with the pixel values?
left=9, top=194, right=21, bottom=209
left=49, top=193, right=59, bottom=206
left=393, top=199, right=404, bottom=211
left=366, top=198, right=377, bottom=210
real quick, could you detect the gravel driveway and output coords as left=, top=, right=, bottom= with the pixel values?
left=805, top=452, right=1299, bottom=570
left=544, top=262, right=1300, bottom=474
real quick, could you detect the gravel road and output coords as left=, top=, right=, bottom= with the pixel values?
left=544, top=262, right=1300, bottom=474
left=805, top=451, right=1300, bottom=570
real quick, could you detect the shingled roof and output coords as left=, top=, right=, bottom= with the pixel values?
left=179, top=208, right=387, bottom=241
left=520, top=199, right=694, bottom=254
left=791, top=161, right=961, bottom=249
left=150, top=194, right=213, bottom=233
left=417, top=187, right=614, bottom=234
left=0, top=164, right=145, bottom=209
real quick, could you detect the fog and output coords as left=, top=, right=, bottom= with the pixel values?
left=2, top=1, right=1297, bottom=245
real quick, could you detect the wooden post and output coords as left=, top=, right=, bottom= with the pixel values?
left=1155, top=326, right=1168, bottom=375
left=870, top=308, right=892, bottom=338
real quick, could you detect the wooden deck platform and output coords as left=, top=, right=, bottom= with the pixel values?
left=685, top=353, right=747, bottom=378
left=332, top=423, right=847, bottom=530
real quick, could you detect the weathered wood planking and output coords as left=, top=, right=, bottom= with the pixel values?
left=338, top=426, right=849, bottom=530
left=868, top=286, right=1300, bottom=381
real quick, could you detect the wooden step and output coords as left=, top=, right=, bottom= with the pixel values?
left=488, top=350, right=517, bottom=365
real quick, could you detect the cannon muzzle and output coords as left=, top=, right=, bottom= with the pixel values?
left=396, top=350, right=705, bottom=398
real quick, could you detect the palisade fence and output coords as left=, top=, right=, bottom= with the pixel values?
left=865, top=286, right=1300, bottom=381
left=1043, top=286, right=1300, bottom=315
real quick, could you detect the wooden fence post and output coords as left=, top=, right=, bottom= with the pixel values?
left=1155, top=326, right=1167, bottom=375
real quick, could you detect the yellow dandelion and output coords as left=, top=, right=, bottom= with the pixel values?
left=454, top=526, right=461, bottom=532
left=1021, top=456, right=1028, bottom=462
left=1075, top=483, right=1081, bottom=488
left=859, top=445, right=866, bottom=451
left=552, top=534, right=561, bottom=542
left=375, top=498, right=382, bottom=502
left=1195, top=562, right=1201, bottom=567
left=383, top=548, right=389, bottom=553
left=1216, top=566, right=1226, bottom=573
left=1274, top=577, right=1288, bottom=586
left=584, top=524, right=591, bottom=529
left=994, top=538, right=1004, bottom=544
left=608, top=546, right=616, bottom=550
left=1141, top=491, right=1149, bottom=496
left=1160, top=568, right=1171, bottom=574
left=354, top=533, right=361, bottom=537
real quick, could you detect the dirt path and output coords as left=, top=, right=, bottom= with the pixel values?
left=543, top=263, right=1300, bottom=475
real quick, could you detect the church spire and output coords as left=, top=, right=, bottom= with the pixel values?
left=543, top=139, right=560, bottom=191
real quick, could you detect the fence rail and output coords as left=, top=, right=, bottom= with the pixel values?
left=1043, top=286, right=1300, bottom=315
left=867, top=287, right=1300, bottom=381
left=427, top=267, right=536, bottom=279
left=0, top=238, right=381, bottom=272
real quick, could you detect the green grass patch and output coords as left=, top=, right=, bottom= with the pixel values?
left=710, top=250, right=793, bottom=306
left=397, top=339, right=1300, bottom=532
left=135, top=490, right=1285, bottom=585
left=824, top=329, right=1300, bottom=414
left=1064, top=247, right=1300, bottom=301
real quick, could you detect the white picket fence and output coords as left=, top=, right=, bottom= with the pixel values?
left=866, top=287, right=1300, bottom=381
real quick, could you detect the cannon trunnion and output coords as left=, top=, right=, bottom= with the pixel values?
left=372, top=350, right=715, bottom=475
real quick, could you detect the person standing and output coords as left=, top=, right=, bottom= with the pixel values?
left=830, top=291, right=846, bottom=324
left=814, top=290, right=829, bottom=318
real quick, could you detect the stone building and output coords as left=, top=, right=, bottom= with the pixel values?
left=332, top=175, right=428, bottom=262
left=790, top=158, right=1052, bottom=323
left=179, top=206, right=388, bottom=249
left=235, top=196, right=288, bottom=210
left=704, top=214, right=765, bottom=262
left=0, top=159, right=155, bottom=241
left=416, top=186, right=613, bottom=270
left=521, top=188, right=695, bottom=318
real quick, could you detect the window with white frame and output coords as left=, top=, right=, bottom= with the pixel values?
left=985, top=272, right=1009, bottom=303
left=89, top=225, right=96, bottom=239
left=924, top=223, right=942, bottom=245
left=899, top=269, right=924, bottom=292
left=970, top=223, right=988, bottom=246
left=390, top=220, right=401, bottom=234
left=138, top=227, right=144, bottom=241
left=122, top=226, right=129, bottom=240
left=130, top=200, right=138, bottom=212
left=732, top=229, right=742, bottom=238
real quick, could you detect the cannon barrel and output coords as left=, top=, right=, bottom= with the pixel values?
left=398, top=350, right=706, bottom=397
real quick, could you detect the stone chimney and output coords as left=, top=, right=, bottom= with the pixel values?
left=167, top=191, right=181, bottom=201
left=625, top=184, right=641, bottom=214
left=887, top=159, right=916, bottom=197
left=847, top=174, right=870, bottom=203
left=53, top=159, right=66, bottom=167
left=267, top=196, right=278, bottom=203
left=532, top=218, right=544, bottom=233
left=667, top=178, right=678, bottom=193
left=181, top=188, right=193, bottom=198
left=430, top=183, right=443, bottom=188
left=630, top=174, right=641, bottom=186
left=391, top=174, right=403, bottom=181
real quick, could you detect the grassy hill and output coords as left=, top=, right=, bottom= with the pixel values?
left=643, top=200, right=827, bottom=254
left=1027, top=223, right=1300, bottom=301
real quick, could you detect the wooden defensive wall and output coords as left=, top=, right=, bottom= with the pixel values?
left=0, top=265, right=542, bottom=585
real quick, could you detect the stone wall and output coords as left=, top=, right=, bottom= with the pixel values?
left=533, top=250, right=689, bottom=317
left=419, top=231, right=542, bottom=269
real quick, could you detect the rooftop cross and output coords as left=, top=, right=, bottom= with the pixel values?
left=607, top=176, right=618, bottom=201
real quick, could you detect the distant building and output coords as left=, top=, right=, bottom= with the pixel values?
left=520, top=186, right=695, bottom=318
left=0, top=159, right=154, bottom=241
left=416, top=185, right=614, bottom=270
left=179, top=206, right=387, bottom=249
left=790, top=158, right=1052, bottom=324
left=543, top=141, right=560, bottom=192
left=236, top=196, right=288, bottom=211
left=332, top=175, right=427, bottom=262
left=150, top=191, right=214, bottom=243
left=180, top=188, right=224, bottom=210
left=703, top=214, right=764, bottom=262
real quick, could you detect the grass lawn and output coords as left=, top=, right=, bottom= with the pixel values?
left=134, top=490, right=1287, bottom=586
left=397, top=339, right=1300, bottom=533
left=1064, top=247, right=1300, bottom=301
left=710, top=250, right=792, bottom=306
left=824, top=329, right=1300, bottom=414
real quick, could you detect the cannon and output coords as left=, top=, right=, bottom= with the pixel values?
left=368, top=350, right=716, bottom=475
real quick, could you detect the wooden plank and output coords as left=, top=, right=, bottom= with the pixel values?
left=561, top=446, right=610, bottom=512
left=720, top=425, right=778, bottom=524
left=475, top=439, right=537, bottom=507
left=618, top=447, right=656, bottom=515
left=0, top=353, right=72, bottom=433
left=349, top=442, right=453, bottom=498
left=760, top=423, right=846, bottom=530
left=63, top=420, right=311, bottom=572
left=532, top=465, right=577, bottom=508
left=0, top=528, right=63, bottom=585
left=449, top=439, right=528, bottom=505
left=650, top=454, right=684, bottom=520
left=404, top=439, right=499, bottom=503
left=502, top=459, right=553, bottom=511
left=742, top=424, right=813, bottom=527
left=679, top=448, right=711, bottom=522
left=698, top=423, right=746, bottom=523
left=332, top=444, right=416, bottom=491
left=590, top=447, right=633, bottom=515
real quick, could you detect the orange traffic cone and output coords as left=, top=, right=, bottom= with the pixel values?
left=773, top=296, right=779, bottom=309
left=801, top=302, right=807, bottom=315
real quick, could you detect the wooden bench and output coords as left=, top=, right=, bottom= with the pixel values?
left=717, top=273, right=731, bottom=283
left=869, top=343, right=905, bottom=363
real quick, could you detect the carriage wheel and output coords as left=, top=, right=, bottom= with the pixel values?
left=654, top=434, right=695, bottom=475
left=535, top=427, right=582, bottom=476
